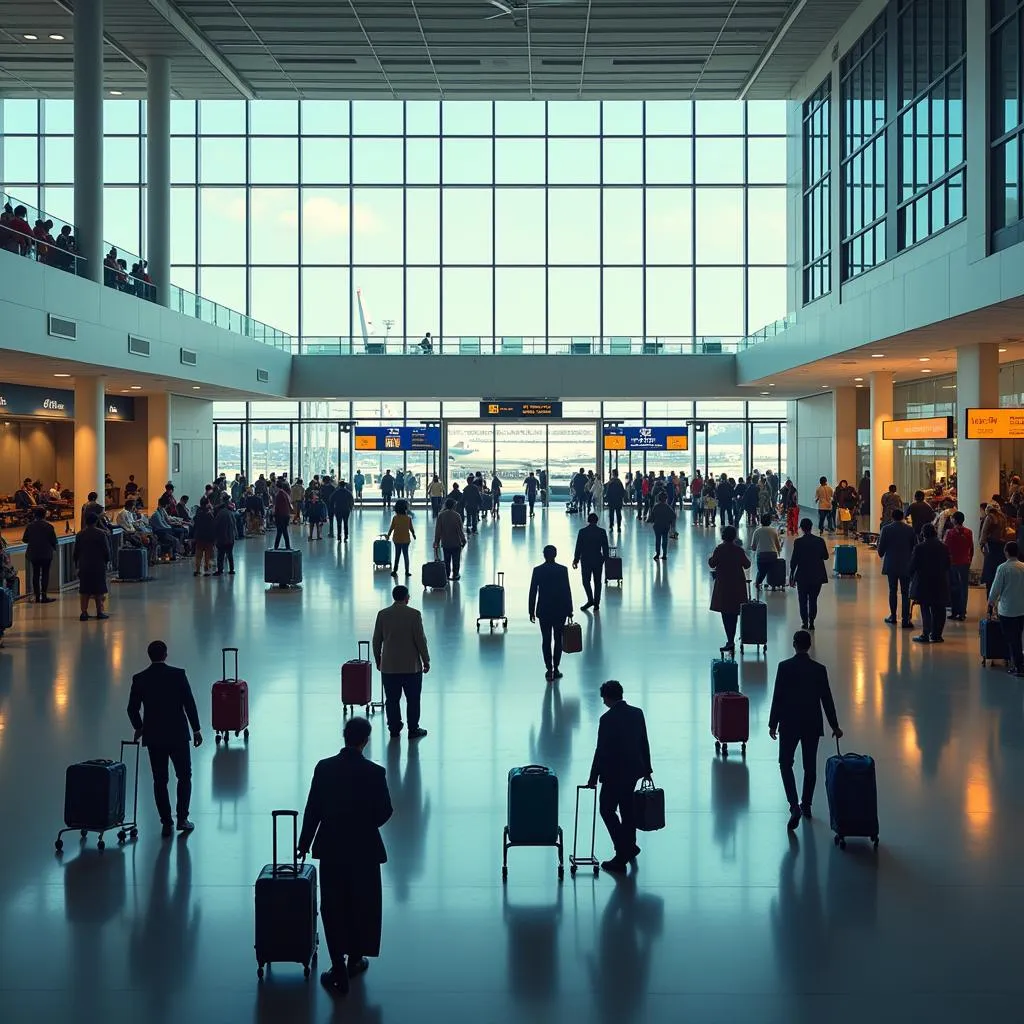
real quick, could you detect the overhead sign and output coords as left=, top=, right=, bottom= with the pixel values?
left=964, top=408, right=1024, bottom=439
left=604, top=426, right=689, bottom=451
left=882, top=416, right=954, bottom=441
left=480, top=400, right=563, bottom=419
left=354, top=426, right=441, bottom=451
left=0, top=382, right=135, bottom=421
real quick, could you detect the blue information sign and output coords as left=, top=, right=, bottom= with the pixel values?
left=354, top=426, right=441, bottom=452
left=603, top=426, right=688, bottom=451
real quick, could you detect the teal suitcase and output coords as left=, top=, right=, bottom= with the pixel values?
left=833, top=544, right=859, bottom=577
left=503, top=765, right=564, bottom=880
left=373, top=535, right=392, bottom=569
left=711, top=656, right=739, bottom=695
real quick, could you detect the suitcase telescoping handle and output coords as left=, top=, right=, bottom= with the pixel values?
left=496, top=570, right=504, bottom=587
left=272, top=809, right=301, bottom=872
left=222, top=646, right=239, bottom=682
left=358, top=639, right=371, bottom=663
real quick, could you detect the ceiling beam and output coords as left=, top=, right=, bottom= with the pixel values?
left=737, top=0, right=808, bottom=101
left=145, top=0, right=255, bottom=99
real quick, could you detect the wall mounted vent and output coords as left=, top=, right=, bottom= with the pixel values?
left=47, top=314, right=77, bottom=341
left=180, top=348, right=198, bottom=366
left=256, top=368, right=270, bottom=383
left=128, top=335, right=151, bottom=357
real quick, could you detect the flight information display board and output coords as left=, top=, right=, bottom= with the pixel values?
left=964, top=408, right=1024, bottom=439
left=603, top=426, right=689, bottom=451
left=354, top=426, right=441, bottom=451
left=480, top=400, right=563, bottom=419
left=881, top=416, right=954, bottom=440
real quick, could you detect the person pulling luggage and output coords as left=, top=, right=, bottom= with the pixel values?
left=372, top=585, right=430, bottom=739
left=528, top=545, right=574, bottom=682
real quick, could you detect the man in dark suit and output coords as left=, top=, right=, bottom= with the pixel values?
left=876, top=507, right=917, bottom=627
left=769, top=630, right=843, bottom=830
left=126, top=640, right=203, bottom=837
left=605, top=470, right=626, bottom=531
left=788, top=517, right=830, bottom=630
left=586, top=680, right=653, bottom=873
left=298, top=716, right=393, bottom=996
left=573, top=512, right=610, bottom=613
left=529, top=544, right=574, bottom=682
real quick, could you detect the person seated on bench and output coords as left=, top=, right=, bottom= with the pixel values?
left=116, top=500, right=154, bottom=557
left=15, top=478, right=38, bottom=512
left=151, top=498, right=185, bottom=558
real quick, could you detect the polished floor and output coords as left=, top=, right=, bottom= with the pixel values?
left=0, top=503, right=1020, bottom=1023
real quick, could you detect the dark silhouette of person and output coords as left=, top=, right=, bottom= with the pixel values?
left=876, top=507, right=916, bottom=627
left=298, top=716, right=393, bottom=996
left=573, top=512, right=610, bottom=612
left=586, top=680, right=653, bottom=873
left=528, top=544, right=574, bottom=682
left=909, top=521, right=951, bottom=643
left=127, top=640, right=203, bottom=837
left=788, top=517, right=830, bottom=630
left=768, top=630, right=842, bottom=830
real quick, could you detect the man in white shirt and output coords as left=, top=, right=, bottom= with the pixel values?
left=117, top=501, right=153, bottom=554
left=988, top=541, right=1024, bottom=675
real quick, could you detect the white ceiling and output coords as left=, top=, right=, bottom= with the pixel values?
left=0, top=0, right=861, bottom=100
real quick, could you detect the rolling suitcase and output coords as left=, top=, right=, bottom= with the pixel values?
left=605, top=547, right=623, bottom=586
left=511, top=502, right=527, bottom=527
left=766, top=557, right=787, bottom=592
left=373, top=535, right=392, bottom=569
left=422, top=559, right=448, bottom=591
left=562, top=617, right=583, bottom=654
left=503, top=765, right=564, bottom=880
left=481, top=492, right=493, bottom=512
left=825, top=741, right=879, bottom=849
left=56, top=739, right=140, bottom=851
left=980, top=617, right=1009, bottom=667
left=254, top=810, right=319, bottom=979
left=833, top=544, right=859, bottom=577
left=212, top=646, right=249, bottom=745
left=264, top=548, right=302, bottom=587
left=477, top=571, right=507, bottom=630
left=341, top=640, right=375, bottom=715
left=739, top=598, right=768, bottom=654
left=711, top=653, right=739, bottom=694
left=712, top=691, right=749, bottom=756
left=632, top=778, right=665, bottom=832
left=117, top=546, right=147, bottom=581
left=569, top=784, right=600, bottom=877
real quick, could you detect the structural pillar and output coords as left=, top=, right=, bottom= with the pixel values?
left=833, top=387, right=858, bottom=486
left=146, top=55, right=171, bottom=307
left=869, top=372, right=894, bottom=531
left=73, top=0, right=104, bottom=284
left=74, top=377, right=106, bottom=511
left=147, top=392, right=171, bottom=501
left=956, top=344, right=1001, bottom=523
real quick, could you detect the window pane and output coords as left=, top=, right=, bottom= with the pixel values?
left=602, top=100, right=643, bottom=135
left=602, top=188, right=643, bottom=264
left=747, top=188, right=787, bottom=263
left=3, top=137, right=37, bottom=183
left=104, top=100, right=139, bottom=134
left=301, top=100, right=350, bottom=135
left=496, top=267, right=545, bottom=336
left=170, top=101, right=196, bottom=135
left=443, top=138, right=493, bottom=183
left=548, top=268, right=599, bottom=334
left=352, top=267, right=402, bottom=337
left=695, top=137, right=744, bottom=184
left=250, top=188, right=298, bottom=263
left=549, top=138, right=599, bottom=184
left=252, top=267, right=298, bottom=335
left=104, top=137, right=140, bottom=183
left=171, top=137, right=196, bottom=184
left=170, top=187, right=196, bottom=264
left=43, top=100, right=74, bottom=134
left=695, top=101, right=744, bottom=134
left=43, top=137, right=74, bottom=183
left=200, top=267, right=247, bottom=312
left=200, top=137, right=245, bottom=183
left=302, top=267, right=350, bottom=336
left=251, top=136, right=297, bottom=183
left=301, top=137, right=350, bottom=184
left=104, top=187, right=140, bottom=253
left=200, top=187, right=246, bottom=263
left=495, top=188, right=545, bottom=263
left=301, top=188, right=350, bottom=264
left=406, top=188, right=440, bottom=264
left=548, top=189, right=598, bottom=263
left=602, top=267, right=643, bottom=334
left=645, top=138, right=692, bottom=184
left=442, top=102, right=492, bottom=135
left=696, top=188, right=744, bottom=263
left=249, top=100, right=298, bottom=135
left=406, top=102, right=440, bottom=135
left=548, top=102, right=600, bottom=135
left=746, top=101, right=787, bottom=134
left=644, top=101, right=693, bottom=135
left=695, top=267, right=744, bottom=334
left=353, top=137, right=403, bottom=184
left=200, top=101, right=246, bottom=134
left=3, top=98, right=38, bottom=133
left=442, top=188, right=492, bottom=264
left=602, top=139, right=642, bottom=184
left=495, top=139, right=545, bottom=184
left=406, top=138, right=440, bottom=184
left=646, top=267, right=693, bottom=337
left=353, top=101, right=402, bottom=135
left=495, top=101, right=546, bottom=135
left=747, top=267, right=789, bottom=333
left=442, top=268, right=492, bottom=337
left=352, top=188, right=404, bottom=263
left=646, top=188, right=693, bottom=264
left=407, top=267, right=441, bottom=342
left=747, top=137, right=786, bottom=184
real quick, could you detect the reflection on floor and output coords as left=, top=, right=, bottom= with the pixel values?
left=1, top=505, right=1021, bottom=1022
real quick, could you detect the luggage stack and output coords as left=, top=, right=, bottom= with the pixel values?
left=712, top=691, right=749, bottom=757
left=477, top=571, right=508, bottom=631
left=502, top=765, right=564, bottom=881
left=825, top=741, right=879, bottom=850
left=212, top=646, right=250, bottom=745
left=254, top=810, right=319, bottom=979
left=605, top=547, right=623, bottom=587
left=832, top=544, right=860, bottom=578
left=711, top=649, right=740, bottom=695
left=55, top=740, right=140, bottom=852
left=341, top=640, right=376, bottom=716
left=511, top=495, right=527, bottom=527
left=373, top=535, right=392, bottom=570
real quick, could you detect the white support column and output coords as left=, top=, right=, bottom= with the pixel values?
left=833, top=386, right=858, bottom=485
left=957, top=344, right=1001, bottom=523
left=869, top=372, right=895, bottom=532
left=73, top=0, right=103, bottom=283
left=74, top=377, right=106, bottom=511
left=146, top=55, right=171, bottom=306
left=147, top=392, right=171, bottom=502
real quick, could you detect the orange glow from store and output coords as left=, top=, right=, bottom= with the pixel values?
left=965, top=759, right=993, bottom=846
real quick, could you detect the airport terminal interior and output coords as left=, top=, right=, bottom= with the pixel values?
left=2, top=0, right=1024, bottom=1020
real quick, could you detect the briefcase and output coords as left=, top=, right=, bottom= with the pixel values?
left=562, top=618, right=583, bottom=654
left=632, top=779, right=665, bottom=832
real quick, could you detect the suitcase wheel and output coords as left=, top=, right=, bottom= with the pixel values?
left=244, top=728, right=249, bottom=741
left=714, top=741, right=720, bottom=754
left=257, top=965, right=264, bottom=980
left=97, top=839, right=105, bottom=850
left=303, top=965, right=311, bottom=978
left=80, top=829, right=88, bottom=838
left=501, top=867, right=508, bottom=882
left=721, top=743, right=729, bottom=757
left=55, top=839, right=63, bottom=853
left=557, top=866, right=564, bottom=881
left=741, top=742, right=747, bottom=756
left=117, top=831, right=126, bottom=844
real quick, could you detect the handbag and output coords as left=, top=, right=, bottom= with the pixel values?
left=632, top=778, right=665, bottom=832
left=838, top=508, right=852, bottom=523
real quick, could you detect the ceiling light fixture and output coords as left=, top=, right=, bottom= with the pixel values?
left=921, top=369, right=932, bottom=374
left=1000, top=348, right=1008, bottom=353
left=53, top=373, right=70, bottom=377
left=49, top=33, right=64, bottom=40
left=918, top=357, right=930, bottom=362
left=760, top=391, right=770, bottom=396
left=109, top=89, right=123, bottom=96
left=192, top=386, right=201, bottom=390
left=23, top=33, right=38, bottom=40
left=821, top=385, right=829, bottom=389
left=855, top=384, right=864, bottom=388
left=871, top=353, right=885, bottom=358
left=853, top=377, right=863, bottom=382
left=129, top=385, right=142, bottom=390
left=942, top=385, right=957, bottom=390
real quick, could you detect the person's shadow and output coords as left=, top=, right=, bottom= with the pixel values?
left=530, top=685, right=580, bottom=783
left=212, top=742, right=250, bottom=832
left=503, top=884, right=563, bottom=1005
left=586, top=874, right=664, bottom=1024
left=711, top=755, right=750, bottom=860
left=385, top=739, right=430, bottom=903
left=582, top=607, right=604, bottom=670
left=128, top=839, right=200, bottom=1022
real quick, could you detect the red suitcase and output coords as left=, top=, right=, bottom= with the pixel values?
left=712, top=691, right=748, bottom=757
left=212, top=647, right=249, bottom=745
left=341, top=640, right=375, bottom=715
left=562, top=619, right=583, bottom=655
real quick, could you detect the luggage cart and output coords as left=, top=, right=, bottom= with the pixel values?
left=568, top=784, right=600, bottom=878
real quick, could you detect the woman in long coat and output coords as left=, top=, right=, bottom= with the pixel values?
left=709, top=524, right=750, bottom=653
left=74, top=512, right=111, bottom=620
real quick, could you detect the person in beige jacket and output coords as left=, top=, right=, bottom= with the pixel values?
left=372, top=585, right=430, bottom=739
left=433, top=497, right=468, bottom=581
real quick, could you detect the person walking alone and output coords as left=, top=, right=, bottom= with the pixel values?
left=573, top=512, right=609, bottom=613
left=814, top=476, right=834, bottom=534
left=749, top=512, right=782, bottom=591
left=789, top=518, right=829, bottom=630
left=272, top=482, right=292, bottom=550
left=428, top=474, right=445, bottom=518
left=944, top=511, right=974, bottom=621
left=213, top=499, right=237, bottom=575
left=709, top=524, right=750, bottom=653
left=768, top=630, right=842, bottom=831
left=528, top=545, right=574, bottom=682
left=585, top=680, right=653, bottom=874
left=909, top=522, right=951, bottom=644
left=21, top=506, right=57, bottom=602
left=330, top=480, right=354, bottom=543
left=387, top=500, right=416, bottom=578
left=988, top=541, right=1024, bottom=675
left=648, top=492, right=677, bottom=561
left=372, top=585, right=430, bottom=739
left=126, top=640, right=202, bottom=837
left=605, top=470, right=625, bottom=532
left=877, top=508, right=916, bottom=627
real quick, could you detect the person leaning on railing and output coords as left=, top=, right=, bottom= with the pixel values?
left=1, top=203, right=33, bottom=255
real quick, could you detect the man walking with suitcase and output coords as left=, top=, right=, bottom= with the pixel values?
left=586, top=680, right=653, bottom=874
left=528, top=545, right=574, bottom=682
left=372, top=586, right=430, bottom=739
left=573, top=512, right=610, bottom=612
left=126, top=640, right=203, bottom=837
left=433, top=498, right=467, bottom=580
left=768, top=630, right=843, bottom=831
left=298, top=716, right=393, bottom=996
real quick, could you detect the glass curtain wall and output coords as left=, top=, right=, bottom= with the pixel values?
left=802, top=77, right=832, bottom=304
left=992, top=0, right=1024, bottom=248
left=0, top=98, right=788, bottom=344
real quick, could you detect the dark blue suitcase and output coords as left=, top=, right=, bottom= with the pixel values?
left=739, top=600, right=767, bottom=652
left=478, top=572, right=507, bottom=629
left=980, top=617, right=1009, bottom=666
left=117, top=546, right=147, bottom=581
left=373, top=536, right=392, bottom=569
left=766, top=557, right=787, bottom=591
left=504, top=766, right=563, bottom=878
left=711, top=656, right=739, bottom=695
left=422, top=559, right=448, bottom=590
left=511, top=502, right=527, bottom=527
left=833, top=544, right=859, bottom=577
left=264, top=548, right=302, bottom=587
left=254, top=810, right=319, bottom=979
left=825, top=743, right=879, bottom=849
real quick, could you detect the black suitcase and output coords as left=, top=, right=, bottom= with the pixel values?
left=766, top=557, right=787, bottom=591
left=117, top=546, right=147, bottom=581
left=56, top=740, right=140, bottom=851
left=254, top=810, right=319, bottom=979
left=422, top=559, right=448, bottom=590
left=605, top=548, right=623, bottom=585
left=264, top=548, right=302, bottom=587
left=511, top=502, right=527, bottom=527
left=980, top=617, right=1009, bottom=667
left=739, top=599, right=767, bottom=653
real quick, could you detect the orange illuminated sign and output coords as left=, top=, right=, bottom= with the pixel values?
left=881, top=416, right=954, bottom=441
left=965, top=408, right=1024, bottom=439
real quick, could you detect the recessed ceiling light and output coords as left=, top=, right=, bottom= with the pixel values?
left=192, top=386, right=201, bottom=390
left=871, top=353, right=885, bottom=358
left=821, top=385, right=829, bottom=389
left=49, top=33, right=64, bottom=40
left=1000, top=348, right=1007, bottom=353
left=942, top=385, right=957, bottom=390
left=110, top=89, right=123, bottom=96
left=120, top=389, right=130, bottom=393
left=760, top=391, right=770, bottom=396
left=23, top=33, right=38, bottom=40
left=918, top=357, right=930, bottom=362
left=853, top=377, right=863, bottom=382
left=768, top=383, right=775, bottom=387
left=53, top=373, right=70, bottom=377
left=129, top=385, right=142, bottom=390
left=921, top=369, right=932, bottom=374
left=855, top=384, right=865, bottom=388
